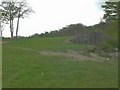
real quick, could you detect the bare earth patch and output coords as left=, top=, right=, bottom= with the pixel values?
left=39, top=50, right=106, bottom=62
left=8, top=46, right=106, bottom=62
left=1, top=41, right=10, bottom=45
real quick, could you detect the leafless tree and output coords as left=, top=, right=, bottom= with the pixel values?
left=15, top=0, right=34, bottom=38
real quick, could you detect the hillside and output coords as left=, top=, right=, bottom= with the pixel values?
left=2, top=37, right=118, bottom=88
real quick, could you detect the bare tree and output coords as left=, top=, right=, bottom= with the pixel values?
left=0, top=0, right=18, bottom=39
left=0, top=9, right=8, bottom=38
left=15, top=0, right=34, bottom=38
left=0, top=0, right=34, bottom=38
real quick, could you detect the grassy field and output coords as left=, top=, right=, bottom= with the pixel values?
left=2, top=37, right=118, bottom=88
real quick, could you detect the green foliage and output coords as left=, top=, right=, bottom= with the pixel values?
left=101, top=1, right=119, bottom=51
left=99, top=21, right=118, bottom=51
left=102, top=2, right=119, bottom=22
left=106, top=22, right=118, bottom=40
left=99, top=40, right=116, bottom=52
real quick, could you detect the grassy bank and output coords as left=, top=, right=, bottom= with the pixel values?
left=2, top=37, right=118, bottom=88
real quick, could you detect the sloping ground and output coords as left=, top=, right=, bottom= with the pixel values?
left=2, top=37, right=118, bottom=88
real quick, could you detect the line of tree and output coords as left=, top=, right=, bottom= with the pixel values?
left=32, top=22, right=109, bottom=45
left=30, top=23, right=87, bottom=37
left=0, top=0, right=34, bottom=39
left=30, top=1, right=119, bottom=52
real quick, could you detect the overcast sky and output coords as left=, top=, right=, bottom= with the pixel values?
left=3, top=0, right=105, bottom=37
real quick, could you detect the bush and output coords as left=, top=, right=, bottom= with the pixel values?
left=85, top=45, right=97, bottom=53
left=98, top=38, right=118, bottom=52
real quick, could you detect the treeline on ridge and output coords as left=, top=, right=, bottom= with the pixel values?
left=30, top=21, right=118, bottom=53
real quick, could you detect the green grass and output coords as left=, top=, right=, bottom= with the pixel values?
left=6, top=37, right=86, bottom=51
left=2, top=37, right=118, bottom=88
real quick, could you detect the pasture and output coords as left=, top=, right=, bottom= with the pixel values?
left=2, top=37, right=118, bottom=88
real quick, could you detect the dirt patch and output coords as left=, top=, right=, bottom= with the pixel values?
left=1, top=41, right=10, bottom=44
left=40, top=50, right=106, bottom=62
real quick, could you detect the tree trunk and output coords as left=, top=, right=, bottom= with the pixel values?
left=0, top=22, right=2, bottom=38
left=10, top=19, right=14, bottom=39
left=11, top=31, right=13, bottom=39
left=0, top=30, right=3, bottom=38
left=16, top=17, right=20, bottom=38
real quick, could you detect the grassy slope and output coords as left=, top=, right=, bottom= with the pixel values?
left=2, top=37, right=118, bottom=88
